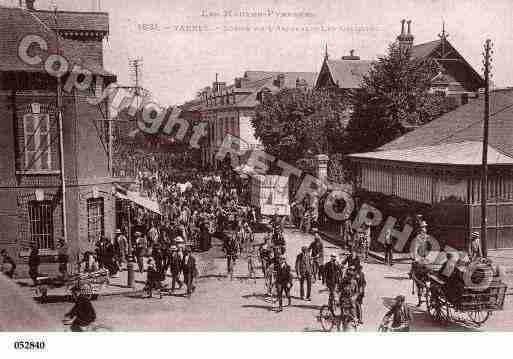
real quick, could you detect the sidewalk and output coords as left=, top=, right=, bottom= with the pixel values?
left=318, top=228, right=412, bottom=263
left=15, top=268, right=147, bottom=300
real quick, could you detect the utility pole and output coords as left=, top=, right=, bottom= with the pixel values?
left=480, top=39, right=493, bottom=258
left=54, top=8, right=68, bottom=246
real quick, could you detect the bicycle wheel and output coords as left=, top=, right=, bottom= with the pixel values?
left=319, top=305, right=335, bottom=332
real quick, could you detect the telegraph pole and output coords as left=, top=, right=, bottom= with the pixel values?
left=54, top=7, right=68, bottom=245
left=480, top=39, right=493, bottom=258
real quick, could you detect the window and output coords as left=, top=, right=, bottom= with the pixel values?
left=23, top=113, right=52, bottom=171
left=28, top=200, right=54, bottom=250
left=87, top=198, right=104, bottom=243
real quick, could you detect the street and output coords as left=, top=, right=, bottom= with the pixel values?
left=37, top=228, right=513, bottom=331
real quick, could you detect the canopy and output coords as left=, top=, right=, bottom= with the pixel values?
left=115, top=190, right=162, bottom=215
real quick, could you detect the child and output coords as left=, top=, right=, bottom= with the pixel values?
left=144, top=258, right=161, bottom=298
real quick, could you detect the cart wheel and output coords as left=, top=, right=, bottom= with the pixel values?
left=428, top=295, right=444, bottom=322
left=468, top=310, right=491, bottom=326
left=319, top=305, right=335, bottom=332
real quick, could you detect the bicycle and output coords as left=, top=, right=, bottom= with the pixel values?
left=312, top=256, right=322, bottom=282
left=378, top=317, right=409, bottom=332
left=62, top=318, right=112, bottom=332
left=318, top=296, right=358, bottom=332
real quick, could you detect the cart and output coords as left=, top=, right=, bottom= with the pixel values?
left=35, top=269, right=110, bottom=302
left=417, top=260, right=507, bottom=327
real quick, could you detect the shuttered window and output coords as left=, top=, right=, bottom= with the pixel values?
left=23, top=113, right=52, bottom=171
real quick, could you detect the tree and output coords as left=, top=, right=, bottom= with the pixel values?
left=346, top=42, right=458, bottom=153
left=252, top=88, right=351, bottom=164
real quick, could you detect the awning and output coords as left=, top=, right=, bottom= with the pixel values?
left=115, top=190, right=162, bottom=215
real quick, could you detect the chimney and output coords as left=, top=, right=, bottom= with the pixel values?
left=397, top=19, right=414, bottom=51
left=342, top=49, right=360, bottom=60
left=296, top=77, right=307, bottom=91
left=25, top=0, right=35, bottom=10
left=275, top=73, right=285, bottom=88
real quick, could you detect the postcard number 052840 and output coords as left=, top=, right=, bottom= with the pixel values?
left=13, top=341, right=46, bottom=350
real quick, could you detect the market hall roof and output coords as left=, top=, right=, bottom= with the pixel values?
left=0, top=6, right=114, bottom=77
left=379, top=89, right=513, bottom=158
left=348, top=141, right=513, bottom=166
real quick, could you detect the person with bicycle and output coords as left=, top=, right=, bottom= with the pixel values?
left=246, top=242, right=257, bottom=283
left=354, top=264, right=366, bottom=324
left=224, top=233, right=238, bottom=280
left=324, top=253, right=341, bottom=313
left=339, top=268, right=359, bottom=326
left=381, top=295, right=412, bottom=332
left=309, top=229, right=324, bottom=283
left=276, top=254, right=292, bottom=312
left=64, top=287, right=97, bottom=332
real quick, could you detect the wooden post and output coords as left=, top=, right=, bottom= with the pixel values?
left=480, top=39, right=492, bottom=258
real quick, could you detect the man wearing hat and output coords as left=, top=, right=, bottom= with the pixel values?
left=413, top=221, right=430, bottom=261
left=168, top=245, right=183, bottom=292
left=469, top=232, right=482, bottom=261
left=309, top=228, right=324, bottom=283
left=115, top=229, right=128, bottom=270
left=324, top=253, right=342, bottom=312
left=182, top=248, right=198, bottom=297
left=295, top=246, right=313, bottom=301
left=276, top=254, right=292, bottom=312
left=134, top=232, right=147, bottom=273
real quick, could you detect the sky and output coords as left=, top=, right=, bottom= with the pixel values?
left=3, top=0, right=513, bottom=106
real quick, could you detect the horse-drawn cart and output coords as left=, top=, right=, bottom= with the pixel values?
left=412, top=259, right=507, bottom=327
left=35, top=269, right=110, bottom=302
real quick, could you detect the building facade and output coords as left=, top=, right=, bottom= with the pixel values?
left=0, top=3, right=117, bottom=273
left=186, top=71, right=317, bottom=168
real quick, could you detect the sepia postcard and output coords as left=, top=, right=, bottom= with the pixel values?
left=1, top=1, right=513, bottom=354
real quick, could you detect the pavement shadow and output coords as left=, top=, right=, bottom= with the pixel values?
left=409, top=307, right=479, bottom=332
left=34, top=294, right=71, bottom=304
left=383, top=275, right=410, bottom=281
left=381, top=296, right=398, bottom=309
left=290, top=303, right=321, bottom=311
left=241, top=292, right=271, bottom=301
left=303, top=327, right=325, bottom=332
left=16, top=281, right=34, bottom=287
left=241, top=304, right=274, bottom=312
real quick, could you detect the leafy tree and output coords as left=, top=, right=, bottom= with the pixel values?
left=346, top=42, right=458, bottom=153
left=252, top=88, right=351, bottom=163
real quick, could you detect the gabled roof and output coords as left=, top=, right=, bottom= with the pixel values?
left=31, top=10, right=109, bottom=33
left=324, top=59, right=372, bottom=89
left=0, top=6, right=114, bottom=76
left=348, top=141, right=513, bottom=166
left=379, top=89, right=513, bottom=157
left=410, top=39, right=441, bottom=59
